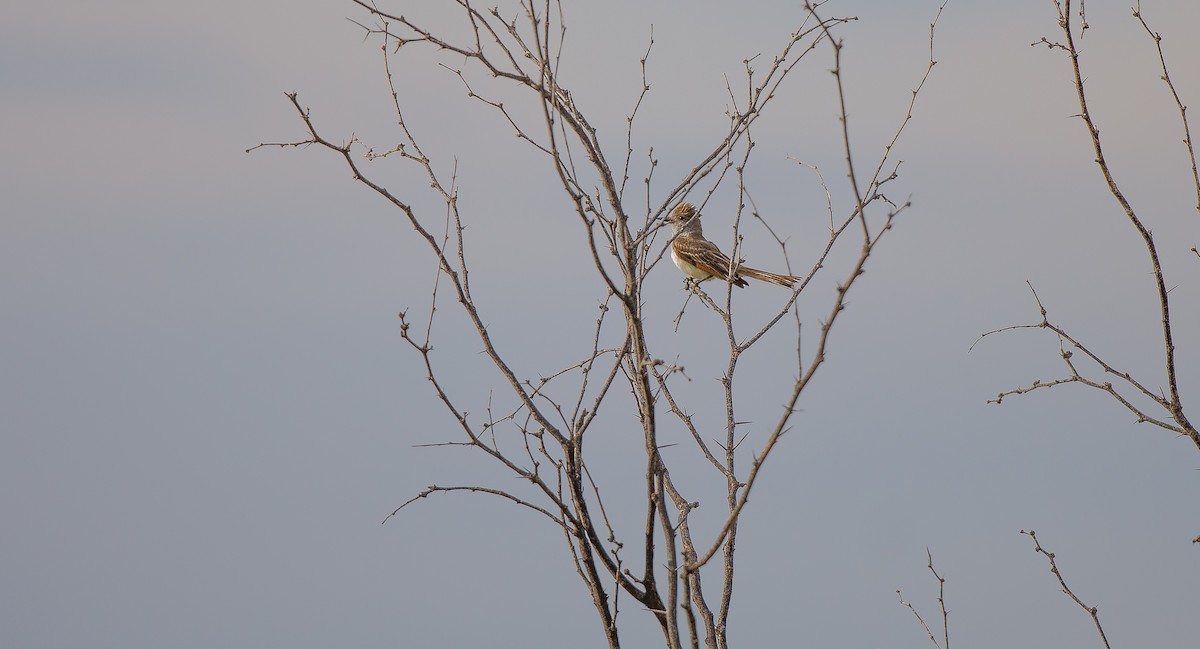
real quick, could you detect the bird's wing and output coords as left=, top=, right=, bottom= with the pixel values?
left=674, top=236, right=746, bottom=286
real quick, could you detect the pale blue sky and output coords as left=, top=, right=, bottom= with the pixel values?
left=3, top=1, right=1198, bottom=647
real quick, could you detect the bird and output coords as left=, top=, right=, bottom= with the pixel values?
left=663, top=202, right=798, bottom=288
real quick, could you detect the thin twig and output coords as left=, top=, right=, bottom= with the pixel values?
left=1022, top=530, right=1113, bottom=649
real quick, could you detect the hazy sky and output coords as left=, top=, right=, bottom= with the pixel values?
left=4, top=1, right=1198, bottom=647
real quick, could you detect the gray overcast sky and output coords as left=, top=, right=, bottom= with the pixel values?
left=3, top=1, right=1198, bottom=647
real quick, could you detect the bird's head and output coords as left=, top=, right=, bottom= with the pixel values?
left=664, top=202, right=703, bottom=235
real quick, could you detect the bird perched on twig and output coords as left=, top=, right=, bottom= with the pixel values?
left=663, top=202, right=798, bottom=288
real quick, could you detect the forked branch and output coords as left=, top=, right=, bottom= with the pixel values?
left=988, top=0, right=1198, bottom=450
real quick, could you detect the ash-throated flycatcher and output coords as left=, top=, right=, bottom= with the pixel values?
left=664, top=202, right=799, bottom=288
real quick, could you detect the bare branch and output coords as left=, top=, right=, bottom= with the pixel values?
left=1021, top=530, right=1113, bottom=649
left=687, top=1, right=940, bottom=571
left=382, top=483, right=563, bottom=526
left=1133, top=1, right=1200, bottom=214
left=991, top=1, right=1199, bottom=452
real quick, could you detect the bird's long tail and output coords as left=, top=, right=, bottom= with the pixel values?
left=739, top=266, right=799, bottom=288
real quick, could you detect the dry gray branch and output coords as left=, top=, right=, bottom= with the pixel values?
left=1022, top=530, right=1113, bottom=649
left=986, top=0, right=1199, bottom=452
